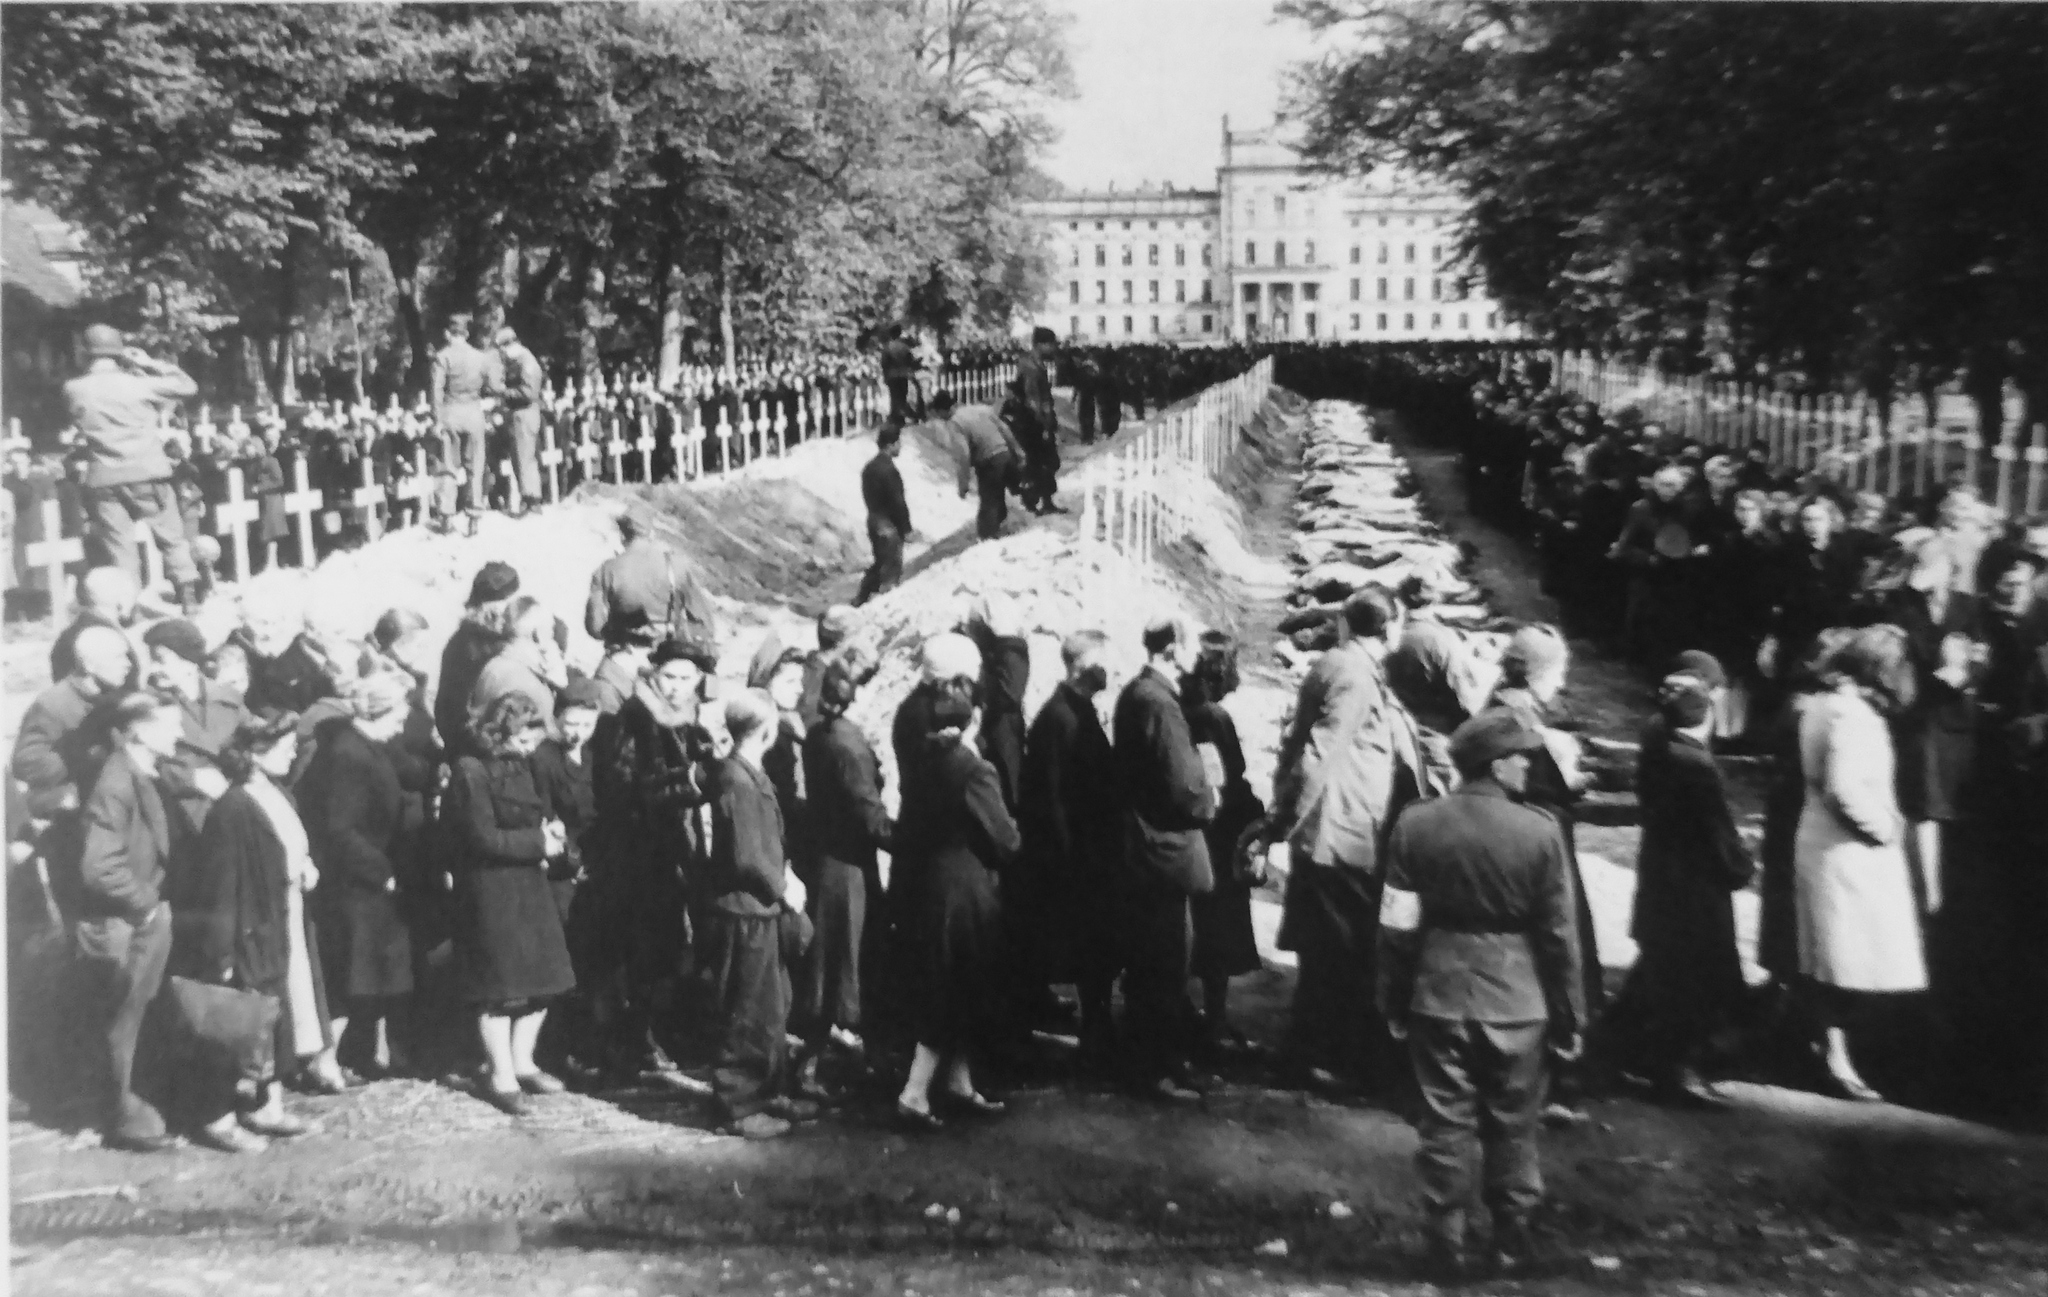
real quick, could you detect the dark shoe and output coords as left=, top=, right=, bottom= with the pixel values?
left=1140, top=1077, right=1202, bottom=1106
left=1491, top=1215, right=1538, bottom=1276
left=895, top=1100, right=944, bottom=1131
left=937, top=1089, right=1006, bottom=1116
left=477, top=1085, right=527, bottom=1117
left=515, top=1070, right=565, bottom=1096
left=103, top=1131, right=177, bottom=1155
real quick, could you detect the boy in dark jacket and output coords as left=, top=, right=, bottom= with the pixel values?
left=699, top=688, right=811, bottom=1137
left=531, top=679, right=602, bottom=1078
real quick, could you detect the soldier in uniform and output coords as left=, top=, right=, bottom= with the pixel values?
left=431, top=314, right=492, bottom=532
left=62, top=325, right=202, bottom=611
left=492, top=326, right=545, bottom=513
left=1377, top=710, right=1586, bottom=1279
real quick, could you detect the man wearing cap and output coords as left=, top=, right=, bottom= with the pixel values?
left=1268, top=586, right=1434, bottom=1095
left=142, top=618, right=245, bottom=839
left=63, top=326, right=202, bottom=611
left=491, top=326, right=546, bottom=513
left=1378, top=710, right=1587, bottom=1278
left=1013, top=328, right=1064, bottom=515
left=432, top=314, right=493, bottom=529
left=586, top=511, right=721, bottom=651
left=798, top=606, right=858, bottom=731
left=930, top=390, right=1024, bottom=542
left=1385, top=572, right=1490, bottom=789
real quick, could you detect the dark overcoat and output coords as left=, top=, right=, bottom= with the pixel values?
left=298, top=718, right=416, bottom=1000
left=1016, top=683, right=1123, bottom=982
left=445, top=754, right=574, bottom=1007
left=1111, top=667, right=1216, bottom=898
left=1629, top=719, right=1753, bottom=1027
left=899, top=737, right=1018, bottom=1051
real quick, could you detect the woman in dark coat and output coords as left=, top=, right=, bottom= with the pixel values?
left=1180, top=632, right=1264, bottom=1052
left=1713, top=490, right=1783, bottom=741
left=170, top=710, right=332, bottom=1153
left=446, top=691, right=574, bottom=1115
left=797, top=661, right=893, bottom=1082
left=1767, top=497, right=1865, bottom=683
left=966, top=598, right=1031, bottom=813
left=298, top=672, right=417, bottom=1078
left=894, top=681, right=1020, bottom=1128
left=1624, top=674, right=1755, bottom=1103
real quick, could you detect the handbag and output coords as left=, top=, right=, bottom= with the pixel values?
left=155, top=975, right=280, bottom=1085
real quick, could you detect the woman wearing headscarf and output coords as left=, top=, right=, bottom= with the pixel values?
left=1624, top=667, right=1755, bottom=1106
left=1611, top=463, right=1711, bottom=665
left=1794, top=629, right=1927, bottom=1101
left=1765, top=497, right=1865, bottom=687
left=446, top=691, right=575, bottom=1114
left=794, top=660, right=893, bottom=1095
left=894, top=679, right=1019, bottom=1128
left=171, top=710, right=332, bottom=1152
left=298, top=671, right=419, bottom=1079
left=469, top=595, right=568, bottom=736
left=1180, top=630, right=1265, bottom=1055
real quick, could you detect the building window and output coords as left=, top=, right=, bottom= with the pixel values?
left=1177, top=317, right=1187, bottom=333
left=1201, top=314, right=1213, bottom=332
left=1350, top=278, right=1360, bottom=301
left=1377, top=244, right=1389, bottom=264
left=1458, top=312, right=1469, bottom=331
left=1095, top=315, right=1106, bottom=334
left=1095, top=281, right=1106, bottom=303
left=1070, top=247, right=1079, bottom=266
left=1175, top=245, right=1186, bottom=267
left=1123, top=315, right=1134, bottom=334
left=1094, top=246, right=1105, bottom=267
left=1350, top=216, right=1360, bottom=228
left=1404, top=313, right=1415, bottom=329
left=1175, top=280, right=1186, bottom=303
left=1122, top=221, right=1131, bottom=230
left=1149, top=315, right=1159, bottom=334
left=1350, top=245, right=1361, bottom=264
left=1378, top=217, right=1388, bottom=227
left=1243, top=283, right=1261, bottom=303
left=1201, top=280, right=1212, bottom=302
left=1068, top=222, right=1078, bottom=231
left=1122, top=280, right=1133, bottom=304
left=1147, top=244, right=1158, bottom=266
left=1245, top=241, right=1256, bottom=264
left=1244, top=313, right=1257, bottom=335
left=1403, top=244, right=1416, bottom=263
left=1069, top=281, right=1080, bottom=304
left=1431, top=277, right=1442, bottom=301
left=1202, top=244, right=1212, bottom=266
left=1095, top=221, right=1104, bottom=230
left=1305, top=240, right=1316, bottom=264
left=1404, top=278, right=1415, bottom=300
left=1148, top=220, right=1157, bottom=230
left=1377, top=278, right=1389, bottom=300
left=1303, top=283, right=1320, bottom=302
left=1377, top=313, right=1388, bottom=330
left=1431, top=244, right=1442, bottom=264
left=1431, top=313, right=1442, bottom=329
left=1275, top=242, right=1288, bottom=266
left=1350, top=313, right=1361, bottom=331
left=1306, top=312, right=1318, bottom=338
left=1070, top=315, right=1080, bottom=335
left=1148, top=280, right=1159, bottom=303
left=1487, top=312, right=1498, bottom=330
left=1121, top=246, right=1132, bottom=266
left=1274, top=195, right=1286, bottom=217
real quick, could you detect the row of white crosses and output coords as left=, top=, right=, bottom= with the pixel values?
left=1076, top=356, right=1276, bottom=567
left=16, top=360, right=1022, bottom=621
left=1552, top=351, right=2048, bottom=516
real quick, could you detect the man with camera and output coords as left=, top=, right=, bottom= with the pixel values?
left=62, top=325, right=201, bottom=612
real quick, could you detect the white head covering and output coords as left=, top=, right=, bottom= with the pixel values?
left=921, top=632, right=981, bottom=684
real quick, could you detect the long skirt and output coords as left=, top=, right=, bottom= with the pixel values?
left=451, top=867, right=576, bottom=1010
left=313, top=884, right=414, bottom=1009
left=910, top=850, right=1001, bottom=1053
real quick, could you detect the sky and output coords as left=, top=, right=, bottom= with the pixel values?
left=1040, top=0, right=1332, bottom=192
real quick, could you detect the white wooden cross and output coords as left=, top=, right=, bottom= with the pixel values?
left=25, top=492, right=85, bottom=625
left=213, top=466, right=258, bottom=581
left=603, top=419, right=628, bottom=484
left=283, top=455, right=323, bottom=567
left=538, top=418, right=563, bottom=503
left=767, top=403, right=784, bottom=458
left=393, top=448, right=433, bottom=527
left=573, top=418, right=602, bottom=484
left=716, top=404, right=735, bottom=475
left=634, top=408, right=656, bottom=481
left=351, top=453, right=385, bottom=542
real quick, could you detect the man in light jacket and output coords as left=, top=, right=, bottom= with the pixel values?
left=1267, top=585, right=1435, bottom=1094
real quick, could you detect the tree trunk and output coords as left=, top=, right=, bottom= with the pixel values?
left=383, top=239, right=433, bottom=398
left=513, top=244, right=566, bottom=336
left=656, top=237, right=686, bottom=388
left=716, top=239, right=736, bottom=375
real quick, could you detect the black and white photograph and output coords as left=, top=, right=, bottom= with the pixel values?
left=2, top=1, right=2045, bottom=1292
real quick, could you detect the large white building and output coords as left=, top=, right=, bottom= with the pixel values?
left=1022, top=120, right=1518, bottom=345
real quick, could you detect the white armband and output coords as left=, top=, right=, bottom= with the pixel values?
left=1379, top=885, right=1421, bottom=934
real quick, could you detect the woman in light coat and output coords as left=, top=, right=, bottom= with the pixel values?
left=1794, top=628, right=1927, bottom=1101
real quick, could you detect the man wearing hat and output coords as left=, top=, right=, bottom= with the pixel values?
left=490, top=325, right=546, bottom=513
left=142, top=617, right=246, bottom=838
left=63, top=325, right=203, bottom=612
left=432, top=314, right=493, bottom=530
left=1377, top=710, right=1587, bottom=1278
